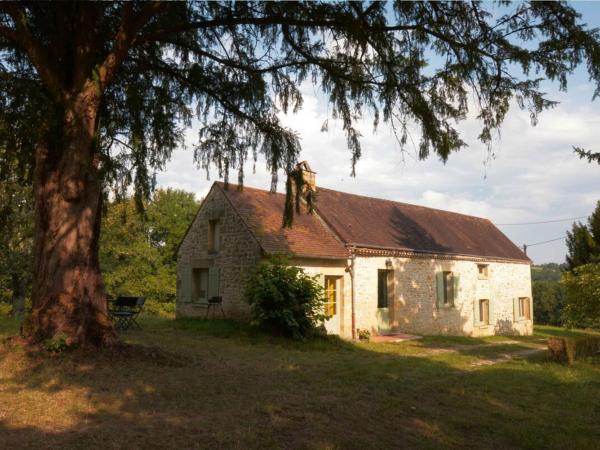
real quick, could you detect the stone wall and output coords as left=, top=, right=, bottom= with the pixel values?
left=176, top=184, right=532, bottom=337
left=352, top=255, right=533, bottom=336
left=290, top=258, right=351, bottom=337
left=176, top=185, right=261, bottom=319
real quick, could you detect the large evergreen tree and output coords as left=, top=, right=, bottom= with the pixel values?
left=566, top=201, right=600, bottom=271
left=1, top=1, right=600, bottom=346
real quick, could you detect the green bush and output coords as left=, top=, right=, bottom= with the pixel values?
left=142, top=299, right=175, bottom=317
left=42, top=333, right=69, bottom=353
left=244, top=257, right=326, bottom=340
left=0, top=301, right=12, bottom=316
left=548, top=335, right=600, bottom=364
left=357, top=328, right=371, bottom=341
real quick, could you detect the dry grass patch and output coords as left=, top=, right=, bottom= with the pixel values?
left=1, top=317, right=599, bottom=449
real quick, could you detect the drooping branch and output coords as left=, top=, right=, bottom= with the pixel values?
left=574, top=147, right=600, bottom=165
left=0, top=3, right=64, bottom=99
left=95, top=2, right=164, bottom=91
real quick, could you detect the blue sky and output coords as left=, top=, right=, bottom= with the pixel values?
left=157, top=2, right=600, bottom=265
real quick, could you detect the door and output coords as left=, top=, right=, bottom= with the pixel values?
left=377, top=269, right=393, bottom=333
left=324, top=276, right=342, bottom=334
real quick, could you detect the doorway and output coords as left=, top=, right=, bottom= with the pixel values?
left=376, top=269, right=393, bottom=333
left=324, top=275, right=342, bottom=334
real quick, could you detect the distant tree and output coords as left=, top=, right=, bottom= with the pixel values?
left=562, top=263, right=600, bottom=329
left=566, top=201, right=600, bottom=271
left=0, top=146, right=33, bottom=317
left=532, top=280, right=565, bottom=326
left=100, top=189, right=199, bottom=314
left=145, top=189, right=199, bottom=263
left=2, top=2, right=600, bottom=346
left=531, top=263, right=564, bottom=282
left=531, top=263, right=565, bottom=326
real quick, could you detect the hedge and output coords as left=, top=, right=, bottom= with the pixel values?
left=547, top=336, right=600, bottom=364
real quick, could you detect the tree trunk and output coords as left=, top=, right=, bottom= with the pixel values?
left=24, top=86, right=118, bottom=347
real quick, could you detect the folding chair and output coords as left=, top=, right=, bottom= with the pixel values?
left=206, top=296, right=225, bottom=319
left=108, top=296, right=145, bottom=330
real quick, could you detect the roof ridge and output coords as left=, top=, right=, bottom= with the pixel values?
left=216, top=180, right=492, bottom=223
left=316, top=186, right=491, bottom=223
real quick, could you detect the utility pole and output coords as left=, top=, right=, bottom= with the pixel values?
left=522, top=244, right=527, bottom=255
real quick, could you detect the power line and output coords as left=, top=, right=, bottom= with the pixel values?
left=495, top=216, right=587, bottom=226
left=526, top=236, right=567, bottom=247
left=522, top=235, right=567, bottom=255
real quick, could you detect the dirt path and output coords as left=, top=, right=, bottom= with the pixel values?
left=467, top=347, right=547, bottom=368
left=410, top=339, right=548, bottom=368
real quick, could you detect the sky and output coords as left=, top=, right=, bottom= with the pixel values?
left=156, top=2, right=600, bottom=265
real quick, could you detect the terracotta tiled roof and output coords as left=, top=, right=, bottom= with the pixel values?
left=216, top=182, right=348, bottom=259
left=314, top=188, right=530, bottom=262
left=217, top=181, right=529, bottom=263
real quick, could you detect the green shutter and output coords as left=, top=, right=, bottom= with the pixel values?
left=473, top=299, right=480, bottom=326
left=436, top=272, right=444, bottom=309
left=180, top=266, right=192, bottom=303
left=513, top=297, right=519, bottom=322
left=529, top=297, right=534, bottom=321
left=208, top=267, right=220, bottom=298
left=452, top=274, right=460, bottom=305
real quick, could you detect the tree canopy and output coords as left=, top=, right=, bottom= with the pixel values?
left=100, top=188, right=199, bottom=314
left=2, top=1, right=600, bottom=345
left=566, top=201, right=600, bottom=271
left=2, top=2, right=599, bottom=199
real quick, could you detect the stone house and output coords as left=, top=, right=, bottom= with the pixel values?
left=176, top=162, right=533, bottom=338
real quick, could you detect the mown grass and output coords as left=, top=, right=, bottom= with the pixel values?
left=1, top=317, right=599, bottom=449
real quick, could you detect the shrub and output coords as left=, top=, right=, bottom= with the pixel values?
left=0, top=301, right=12, bottom=316
left=42, top=333, right=69, bottom=353
left=244, top=256, right=326, bottom=340
left=142, top=299, right=175, bottom=317
left=357, top=329, right=371, bottom=341
left=548, top=336, right=600, bottom=364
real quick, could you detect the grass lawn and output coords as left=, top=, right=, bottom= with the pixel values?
left=1, top=317, right=599, bottom=450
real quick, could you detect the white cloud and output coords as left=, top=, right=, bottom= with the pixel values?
left=157, top=82, right=600, bottom=264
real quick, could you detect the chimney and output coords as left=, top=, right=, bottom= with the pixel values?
left=294, top=161, right=316, bottom=193
left=283, top=161, right=317, bottom=226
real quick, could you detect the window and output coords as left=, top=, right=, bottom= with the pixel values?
left=519, top=297, right=531, bottom=320
left=324, top=276, right=339, bottom=316
left=477, top=264, right=489, bottom=279
left=479, top=299, right=490, bottom=325
left=192, top=268, right=209, bottom=301
left=208, top=219, right=220, bottom=253
left=436, top=271, right=457, bottom=308
left=377, top=269, right=393, bottom=308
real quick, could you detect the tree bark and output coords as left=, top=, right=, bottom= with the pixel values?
left=24, top=85, right=118, bottom=347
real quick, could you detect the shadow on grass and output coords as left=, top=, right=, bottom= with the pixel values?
left=533, top=325, right=600, bottom=339
left=1, top=317, right=599, bottom=449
